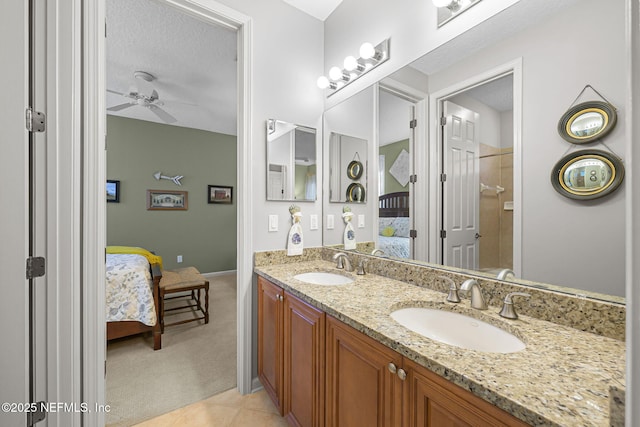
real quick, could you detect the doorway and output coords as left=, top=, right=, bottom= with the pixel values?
left=104, top=0, right=240, bottom=423
left=431, top=60, right=522, bottom=277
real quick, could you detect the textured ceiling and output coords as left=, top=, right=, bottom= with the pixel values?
left=106, top=0, right=237, bottom=135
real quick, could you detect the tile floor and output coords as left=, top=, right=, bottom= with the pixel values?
left=133, top=388, right=289, bottom=427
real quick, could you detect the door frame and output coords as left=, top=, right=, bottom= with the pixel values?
left=82, top=0, right=253, bottom=424
left=428, top=58, right=522, bottom=276
left=377, top=79, right=429, bottom=261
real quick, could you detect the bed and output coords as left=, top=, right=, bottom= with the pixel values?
left=378, top=192, right=411, bottom=259
left=106, top=247, right=163, bottom=350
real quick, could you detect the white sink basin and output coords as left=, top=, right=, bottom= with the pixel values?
left=390, top=307, right=525, bottom=353
left=293, top=272, right=354, bottom=286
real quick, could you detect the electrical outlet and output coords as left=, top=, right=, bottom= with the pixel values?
left=358, top=214, right=365, bottom=228
left=177, top=255, right=183, bottom=263
left=310, top=214, right=318, bottom=230
left=268, top=214, right=278, bottom=232
left=327, top=214, right=335, bottom=229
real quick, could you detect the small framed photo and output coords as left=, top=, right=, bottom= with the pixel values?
left=208, top=185, right=233, bottom=204
left=107, top=180, right=120, bottom=203
left=147, top=190, right=188, bottom=210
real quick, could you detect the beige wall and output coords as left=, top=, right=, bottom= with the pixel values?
left=106, top=116, right=237, bottom=273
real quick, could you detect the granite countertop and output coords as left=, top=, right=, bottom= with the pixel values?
left=255, top=260, right=625, bottom=427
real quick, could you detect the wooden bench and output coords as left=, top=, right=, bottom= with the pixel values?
left=159, top=266, right=209, bottom=332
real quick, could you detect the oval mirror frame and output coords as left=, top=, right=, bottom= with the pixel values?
left=346, top=182, right=366, bottom=202
left=550, top=149, right=624, bottom=200
left=347, top=160, right=364, bottom=180
left=557, top=101, right=617, bottom=144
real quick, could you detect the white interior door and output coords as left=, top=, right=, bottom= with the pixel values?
left=442, top=101, right=480, bottom=270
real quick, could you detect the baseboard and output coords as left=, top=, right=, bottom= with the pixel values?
left=251, top=377, right=263, bottom=393
left=201, top=269, right=237, bottom=279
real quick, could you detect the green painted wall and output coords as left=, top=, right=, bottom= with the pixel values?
left=379, top=139, right=409, bottom=194
left=106, top=116, right=237, bottom=273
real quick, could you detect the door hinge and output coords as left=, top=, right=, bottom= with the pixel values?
left=409, top=119, right=417, bottom=129
left=409, top=229, right=417, bottom=238
left=26, top=107, right=46, bottom=133
left=409, top=174, right=417, bottom=184
left=26, top=257, right=46, bottom=280
left=440, top=230, right=447, bottom=239
left=27, top=402, right=46, bottom=426
left=440, top=116, right=447, bottom=126
left=440, top=173, right=447, bottom=182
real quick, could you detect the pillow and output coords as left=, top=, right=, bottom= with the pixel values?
left=381, top=226, right=395, bottom=237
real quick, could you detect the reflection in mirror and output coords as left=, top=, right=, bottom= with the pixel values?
left=266, top=119, right=317, bottom=201
left=329, top=133, right=367, bottom=202
left=323, top=86, right=375, bottom=248
left=321, top=0, right=626, bottom=301
left=551, top=150, right=624, bottom=200
left=557, top=101, right=617, bottom=144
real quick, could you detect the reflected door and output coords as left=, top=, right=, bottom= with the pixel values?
left=442, top=101, right=480, bottom=270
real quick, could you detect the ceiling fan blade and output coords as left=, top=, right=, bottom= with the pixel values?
left=107, top=102, right=135, bottom=112
left=107, top=88, right=128, bottom=96
left=149, top=105, right=177, bottom=124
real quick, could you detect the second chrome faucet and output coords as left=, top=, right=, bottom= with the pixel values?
left=460, top=279, right=488, bottom=310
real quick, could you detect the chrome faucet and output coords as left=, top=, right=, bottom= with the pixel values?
left=498, top=292, right=531, bottom=319
left=371, top=248, right=385, bottom=256
left=496, top=269, right=515, bottom=281
left=356, top=259, right=367, bottom=275
left=439, top=276, right=460, bottom=303
left=460, top=279, right=488, bottom=310
left=332, top=252, right=354, bottom=272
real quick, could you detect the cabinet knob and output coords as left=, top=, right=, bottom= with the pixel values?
left=279, top=295, right=284, bottom=302
left=397, top=368, right=407, bottom=381
left=388, top=363, right=397, bottom=374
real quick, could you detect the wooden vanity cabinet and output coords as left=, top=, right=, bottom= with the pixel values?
left=257, top=277, right=325, bottom=427
left=402, top=358, right=530, bottom=427
left=325, top=315, right=403, bottom=427
left=258, top=275, right=529, bottom=427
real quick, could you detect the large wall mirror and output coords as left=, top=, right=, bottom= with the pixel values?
left=323, top=86, right=375, bottom=247
left=321, top=0, right=626, bottom=302
left=266, top=119, right=317, bottom=201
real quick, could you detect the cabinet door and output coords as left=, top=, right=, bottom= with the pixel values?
left=283, top=292, right=325, bottom=427
left=326, top=315, right=403, bottom=427
left=402, top=358, right=530, bottom=427
left=258, top=276, right=284, bottom=414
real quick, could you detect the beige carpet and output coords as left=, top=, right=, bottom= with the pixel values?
left=106, top=272, right=237, bottom=427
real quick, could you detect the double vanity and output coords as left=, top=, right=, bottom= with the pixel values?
left=254, top=248, right=625, bottom=426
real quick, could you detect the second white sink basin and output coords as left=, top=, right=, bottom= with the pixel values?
left=390, top=307, right=525, bottom=353
left=293, top=272, right=354, bottom=286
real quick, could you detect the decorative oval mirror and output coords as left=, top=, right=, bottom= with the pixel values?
left=347, top=160, right=364, bottom=180
left=346, top=183, right=366, bottom=202
left=557, top=101, right=617, bottom=144
left=551, top=149, right=624, bottom=200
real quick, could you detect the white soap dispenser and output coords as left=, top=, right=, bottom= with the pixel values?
left=287, top=205, right=304, bottom=256
left=342, top=206, right=356, bottom=250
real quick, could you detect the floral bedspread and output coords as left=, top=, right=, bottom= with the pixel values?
left=106, top=254, right=157, bottom=326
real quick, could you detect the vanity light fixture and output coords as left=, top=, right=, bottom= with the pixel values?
left=433, top=0, right=482, bottom=27
left=317, top=38, right=390, bottom=95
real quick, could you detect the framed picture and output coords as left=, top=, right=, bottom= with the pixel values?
left=107, top=180, right=120, bottom=203
left=147, top=190, right=188, bottom=210
left=208, top=185, right=233, bottom=204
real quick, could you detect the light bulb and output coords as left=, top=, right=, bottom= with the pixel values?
left=432, top=0, right=453, bottom=7
left=359, top=42, right=376, bottom=60
left=317, top=76, right=330, bottom=89
left=329, top=66, right=344, bottom=81
left=344, top=56, right=358, bottom=71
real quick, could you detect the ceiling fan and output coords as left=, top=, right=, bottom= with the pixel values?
left=107, top=71, right=177, bottom=124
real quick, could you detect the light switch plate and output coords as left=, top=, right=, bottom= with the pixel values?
left=327, top=214, right=335, bottom=229
left=310, top=214, right=318, bottom=230
left=268, top=214, right=278, bottom=232
left=358, top=214, right=365, bottom=228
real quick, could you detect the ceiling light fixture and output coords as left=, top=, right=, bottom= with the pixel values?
left=433, top=0, right=481, bottom=27
left=317, top=38, right=390, bottom=96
